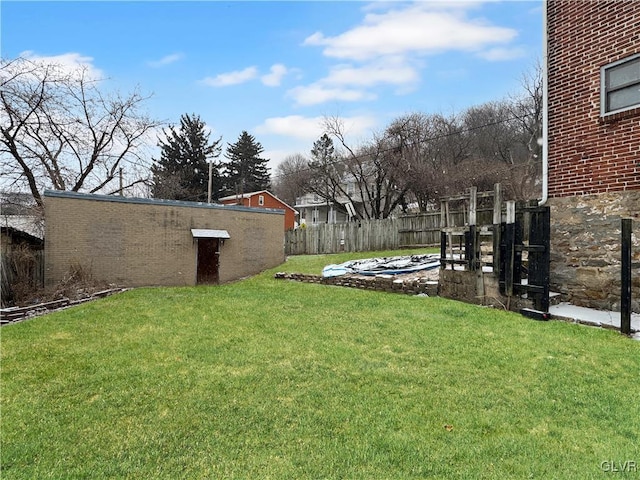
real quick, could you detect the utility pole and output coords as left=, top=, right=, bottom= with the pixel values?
left=207, top=160, right=213, bottom=203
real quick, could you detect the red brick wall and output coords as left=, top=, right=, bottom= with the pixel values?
left=547, top=0, right=640, bottom=198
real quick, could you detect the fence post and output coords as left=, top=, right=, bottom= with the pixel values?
left=621, top=218, right=632, bottom=335
left=440, top=201, right=447, bottom=269
left=468, top=187, right=478, bottom=271
left=492, top=183, right=502, bottom=277
left=468, top=186, right=477, bottom=227
left=504, top=201, right=516, bottom=298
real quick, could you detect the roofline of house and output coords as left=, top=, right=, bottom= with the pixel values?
left=218, top=190, right=298, bottom=214
left=218, top=190, right=269, bottom=201
left=43, top=190, right=285, bottom=215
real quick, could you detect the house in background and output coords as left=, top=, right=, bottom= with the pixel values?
left=295, top=192, right=352, bottom=226
left=219, top=190, right=297, bottom=231
left=294, top=179, right=387, bottom=226
left=546, top=0, right=640, bottom=312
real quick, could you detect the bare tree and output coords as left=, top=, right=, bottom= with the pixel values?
left=386, top=112, right=473, bottom=211
left=505, top=60, right=543, bottom=199
left=291, top=64, right=543, bottom=214
left=461, top=62, right=543, bottom=199
left=272, top=153, right=311, bottom=207
left=318, top=116, right=410, bottom=219
left=0, top=57, right=160, bottom=206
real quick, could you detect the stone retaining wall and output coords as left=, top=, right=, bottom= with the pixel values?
left=438, top=269, right=535, bottom=311
left=274, top=272, right=439, bottom=296
left=548, top=192, right=640, bottom=312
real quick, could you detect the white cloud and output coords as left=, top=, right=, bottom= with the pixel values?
left=303, top=4, right=518, bottom=61
left=323, top=60, right=419, bottom=87
left=476, top=46, right=526, bottom=61
left=257, top=114, right=379, bottom=171
left=147, top=53, right=184, bottom=68
left=292, top=2, right=521, bottom=107
left=256, top=114, right=377, bottom=141
left=18, top=50, right=103, bottom=80
left=286, top=58, right=418, bottom=107
left=288, top=84, right=376, bottom=107
left=261, top=64, right=289, bottom=87
left=201, top=66, right=258, bottom=87
left=256, top=115, right=325, bottom=140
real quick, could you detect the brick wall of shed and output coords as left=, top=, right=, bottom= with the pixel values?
left=44, top=193, right=285, bottom=288
left=547, top=0, right=640, bottom=198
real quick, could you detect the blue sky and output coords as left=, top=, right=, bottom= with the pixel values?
left=2, top=0, right=543, bottom=173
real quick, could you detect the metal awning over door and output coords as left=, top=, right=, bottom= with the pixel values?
left=191, top=229, right=230, bottom=239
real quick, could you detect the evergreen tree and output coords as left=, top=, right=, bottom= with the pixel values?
left=310, top=134, right=336, bottom=170
left=151, top=114, right=222, bottom=201
left=223, top=131, right=271, bottom=196
left=309, top=134, right=338, bottom=221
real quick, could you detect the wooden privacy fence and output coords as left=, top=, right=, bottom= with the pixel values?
left=285, top=218, right=400, bottom=255
left=1, top=250, right=45, bottom=307
left=284, top=187, right=498, bottom=255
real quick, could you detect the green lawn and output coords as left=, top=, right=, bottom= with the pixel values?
left=2, top=251, right=639, bottom=479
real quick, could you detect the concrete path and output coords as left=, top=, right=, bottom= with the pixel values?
left=549, top=302, right=640, bottom=340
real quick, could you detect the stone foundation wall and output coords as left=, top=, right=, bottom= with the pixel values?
left=274, top=272, right=439, bottom=296
left=277, top=269, right=537, bottom=311
left=438, top=269, right=535, bottom=311
left=548, top=191, right=640, bottom=312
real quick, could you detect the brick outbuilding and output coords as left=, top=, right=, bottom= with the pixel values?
left=44, top=191, right=285, bottom=288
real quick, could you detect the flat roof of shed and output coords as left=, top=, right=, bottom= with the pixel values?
left=44, top=190, right=284, bottom=215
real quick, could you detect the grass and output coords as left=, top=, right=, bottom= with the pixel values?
left=1, top=250, right=639, bottom=479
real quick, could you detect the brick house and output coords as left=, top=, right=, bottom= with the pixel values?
left=546, top=0, right=640, bottom=311
left=44, top=191, right=285, bottom=288
left=218, top=190, right=297, bottom=231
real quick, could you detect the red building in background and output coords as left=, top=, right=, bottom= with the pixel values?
left=219, top=191, right=298, bottom=231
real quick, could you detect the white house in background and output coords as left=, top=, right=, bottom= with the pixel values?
left=295, top=193, right=351, bottom=225
left=295, top=176, right=412, bottom=226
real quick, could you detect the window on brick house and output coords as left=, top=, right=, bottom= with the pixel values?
left=258, top=195, right=264, bottom=206
left=601, top=54, right=640, bottom=116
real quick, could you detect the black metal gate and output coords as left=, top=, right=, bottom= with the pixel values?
left=498, top=203, right=551, bottom=315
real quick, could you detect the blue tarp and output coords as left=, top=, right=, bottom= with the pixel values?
left=322, top=254, right=440, bottom=278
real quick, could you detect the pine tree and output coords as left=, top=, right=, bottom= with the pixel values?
left=151, top=114, right=222, bottom=202
left=309, top=134, right=337, bottom=222
left=310, top=134, right=335, bottom=169
left=223, top=131, right=271, bottom=196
